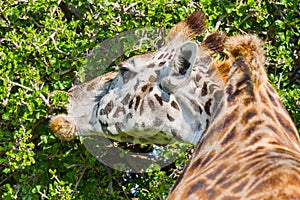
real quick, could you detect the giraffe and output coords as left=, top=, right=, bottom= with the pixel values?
left=49, top=10, right=300, bottom=199
left=167, top=34, right=300, bottom=199
left=50, top=11, right=227, bottom=145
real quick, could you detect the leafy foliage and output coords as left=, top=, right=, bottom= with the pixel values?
left=0, top=0, right=299, bottom=199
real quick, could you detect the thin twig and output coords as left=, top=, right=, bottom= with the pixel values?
left=214, top=14, right=227, bottom=31
left=169, top=160, right=185, bottom=178
left=272, top=1, right=286, bottom=19
left=238, top=28, right=247, bottom=34
left=123, top=2, right=138, bottom=12
left=277, top=72, right=283, bottom=90
left=52, top=174, right=60, bottom=183
left=119, top=184, right=131, bottom=200
left=240, top=14, right=252, bottom=25
left=49, top=32, right=67, bottom=54
left=2, top=82, right=11, bottom=106
left=39, top=32, right=54, bottom=47
left=0, top=76, right=51, bottom=107
left=74, top=167, right=87, bottom=191
left=51, top=0, right=63, bottom=17
left=29, top=17, right=44, bottom=28
left=0, top=172, right=16, bottom=186
left=104, top=165, right=113, bottom=195
left=1, top=76, right=33, bottom=92
left=38, top=191, right=49, bottom=199
left=57, top=66, right=74, bottom=76
left=14, top=185, right=21, bottom=199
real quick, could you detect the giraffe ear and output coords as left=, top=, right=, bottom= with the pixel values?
left=173, top=41, right=198, bottom=77
left=159, top=41, right=198, bottom=94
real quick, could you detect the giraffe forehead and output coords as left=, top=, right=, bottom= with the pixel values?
left=116, top=52, right=175, bottom=87
left=125, top=48, right=174, bottom=70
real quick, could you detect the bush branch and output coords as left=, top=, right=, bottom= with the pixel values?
left=0, top=76, right=50, bottom=107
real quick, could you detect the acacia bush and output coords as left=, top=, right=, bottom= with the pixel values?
left=0, top=0, right=299, bottom=199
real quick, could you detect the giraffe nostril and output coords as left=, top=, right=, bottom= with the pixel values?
left=158, top=83, right=171, bottom=102
left=158, top=83, right=163, bottom=90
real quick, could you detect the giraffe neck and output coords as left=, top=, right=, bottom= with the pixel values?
left=168, top=36, right=300, bottom=199
left=199, top=57, right=300, bottom=155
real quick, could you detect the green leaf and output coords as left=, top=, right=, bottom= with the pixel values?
left=2, top=112, right=10, bottom=121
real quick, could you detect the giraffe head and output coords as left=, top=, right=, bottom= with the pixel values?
left=50, top=11, right=228, bottom=145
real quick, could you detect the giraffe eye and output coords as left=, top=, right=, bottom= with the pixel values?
left=118, top=64, right=133, bottom=83
left=118, top=65, right=130, bottom=73
left=118, top=64, right=130, bottom=77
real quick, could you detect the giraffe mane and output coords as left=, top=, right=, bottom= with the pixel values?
left=200, top=32, right=231, bottom=85
left=214, top=60, right=231, bottom=84
left=224, top=35, right=268, bottom=88
left=207, top=34, right=267, bottom=86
